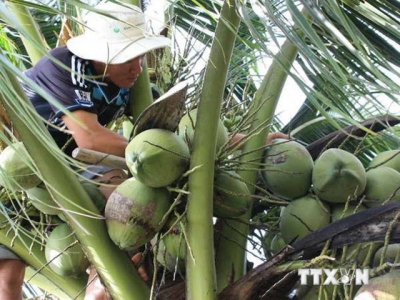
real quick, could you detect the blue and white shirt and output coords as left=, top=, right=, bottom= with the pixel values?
left=22, top=46, right=130, bottom=156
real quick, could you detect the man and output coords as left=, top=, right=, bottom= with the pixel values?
left=1, top=2, right=169, bottom=299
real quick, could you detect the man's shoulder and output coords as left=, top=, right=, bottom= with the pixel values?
left=48, top=46, right=91, bottom=70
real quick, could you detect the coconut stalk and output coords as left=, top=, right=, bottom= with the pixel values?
left=186, top=1, right=241, bottom=299
left=24, top=267, right=76, bottom=300
left=0, top=52, right=150, bottom=299
left=0, top=215, right=86, bottom=299
left=5, top=1, right=48, bottom=65
left=214, top=36, right=301, bottom=291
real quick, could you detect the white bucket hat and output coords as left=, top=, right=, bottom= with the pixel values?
left=67, top=1, right=170, bottom=64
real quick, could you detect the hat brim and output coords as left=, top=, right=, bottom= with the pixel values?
left=67, top=34, right=170, bottom=64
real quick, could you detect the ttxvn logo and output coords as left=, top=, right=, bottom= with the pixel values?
left=298, top=268, right=369, bottom=285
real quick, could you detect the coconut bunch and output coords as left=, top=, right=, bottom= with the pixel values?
left=104, top=108, right=254, bottom=275
left=0, top=142, right=108, bottom=279
left=261, top=140, right=400, bottom=247
left=259, top=141, right=400, bottom=299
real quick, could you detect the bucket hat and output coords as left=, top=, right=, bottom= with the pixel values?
left=67, top=1, right=170, bottom=64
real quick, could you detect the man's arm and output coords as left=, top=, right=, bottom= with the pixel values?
left=62, top=110, right=128, bottom=157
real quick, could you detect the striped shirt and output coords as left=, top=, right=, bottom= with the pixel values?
left=22, top=46, right=129, bottom=155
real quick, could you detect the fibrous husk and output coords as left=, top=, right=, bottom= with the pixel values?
left=105, top=177, right=172, bottom=250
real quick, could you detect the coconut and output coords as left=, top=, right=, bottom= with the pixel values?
left=26, top=184, right=61, bottom=215
left=157, top=216, right=186, bottom=272
left=81, top=181, right=106, bottom=212
left=363, top=166, right=400, bottom=208
left=369, top=150, right=400, bottom=172
left=213, top=171, right=252, bottom=218
left=269, top=233, right=286, bottom=254
left=261, top=231, right=276, bottom=256
left=279, top=195, right=330, bottom=244
left=261, top=139, right=314, bottom=200
left=312, top=148, right=367, bottom=203
left=0, top=142, right=41, bottom=191
left=372, top=244, right=400, bottom=267
left=178, top=108, right=229, bottom=152
left=125, top=129, right=190, bottom=188
left=331, top=203, right=367, bottom=223
left=105, top=177, right=172, bottom=250
left=152, top=236, right=185, bottom=273
left=354, top=270, right=400, bottom=300
left=27, top=182, right=106, bottom=216
left=45, top=223, right=89, bottom=277
left=162, top=218, right=186, bottom=262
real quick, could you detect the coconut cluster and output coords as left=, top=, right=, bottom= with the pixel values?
left=261, top=141, right=400, bottom=298
left=106, top=108, right=253, bottom=272
left=0, top=142, right=111, bottom=277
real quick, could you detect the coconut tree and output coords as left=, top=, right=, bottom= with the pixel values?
left=0, top=0, right=399, bottom=299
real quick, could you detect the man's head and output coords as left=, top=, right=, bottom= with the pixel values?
left=67, top=1, right=170, bottom=87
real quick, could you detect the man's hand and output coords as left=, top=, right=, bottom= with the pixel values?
left=131, top=252, right=148, bottom=282
left=265, top=132, right=289, bottom=145
left=62, top=110, right=128, bottom=157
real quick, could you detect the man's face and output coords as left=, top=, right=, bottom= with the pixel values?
left=106, top=55, right=145, bottom=88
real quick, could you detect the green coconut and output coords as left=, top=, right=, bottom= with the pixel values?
left=27, top=182, right=106, bottom=216
left=262, top=139, right=314, bottom=200
left=363, top=166, right=400, bottom=208
left=331, top=203, right=367, bottom=223
left=26, top=183, right=61, bottom=215
left=105, top=177, right=172, bottom=250
left=279, top=195, right=330, bottom=244
left=45, top=223, right=89, bottom=277
left=372, top=243, right=400, bottom=267
left=178, top=108, right=229, bottom=152
left=213, top=171, right=252, bottom=218
left=125, top=129, right=190, bottom=188
left=157, top=216, right=186, bottom=272
left=269, top=233, right=286, bottom=254
left=369, top=150, right=400, bottom=172
left=354, top=270, right=400, bottom=300
left=81, top=181, right=106, bottom=212
left=0, top=142, right=41, bottom=191
left=152, top=236, right=185, bottom=273
left=312, top=148, right=367, bottom=203
left=163, top=218, right=186, bottom=261
left=261, top=231, right=276, bottom=256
